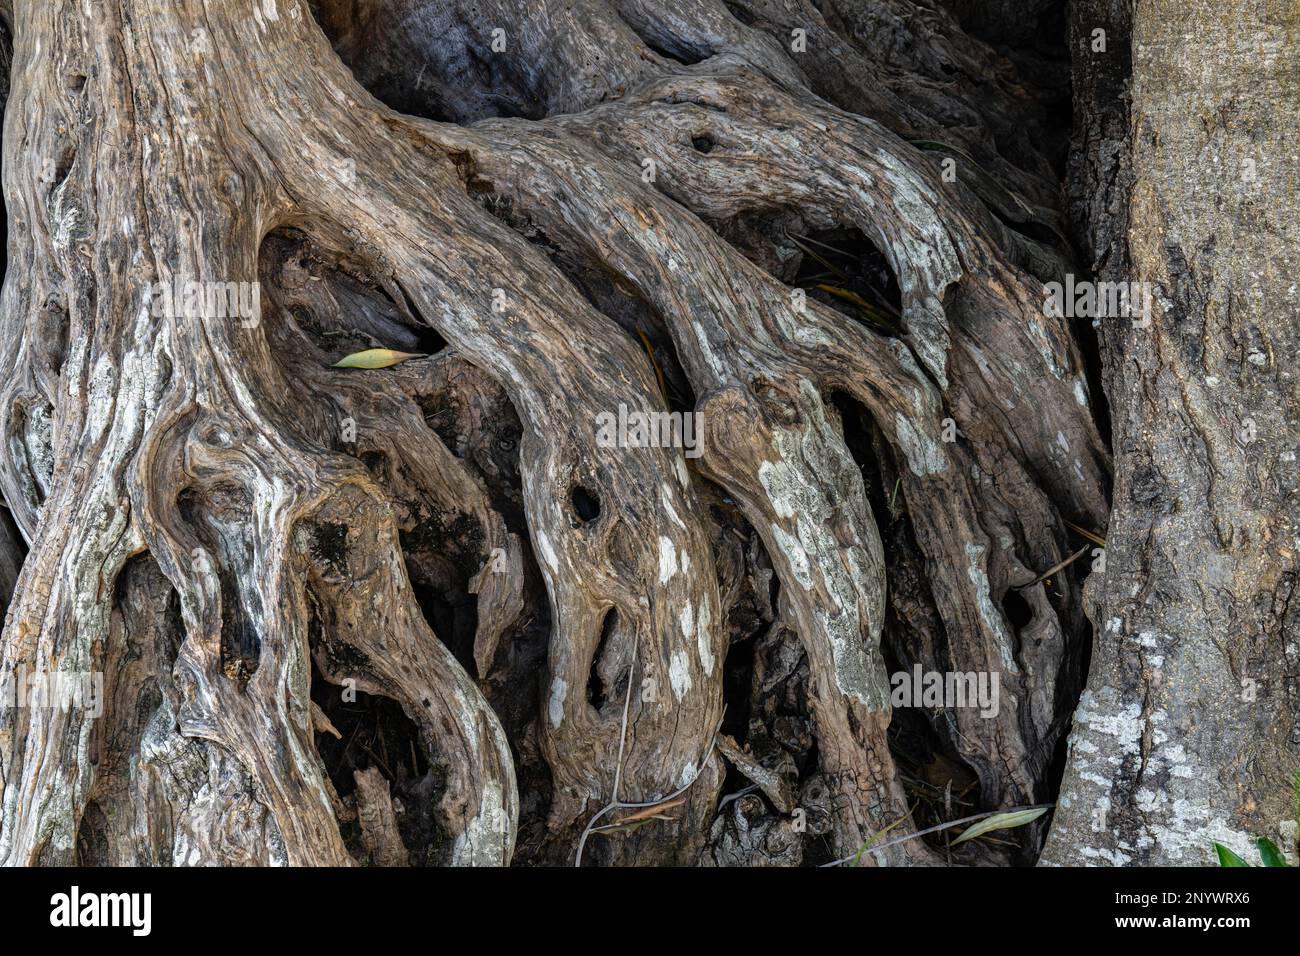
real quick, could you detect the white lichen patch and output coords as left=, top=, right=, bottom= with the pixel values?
left=869, top=151, right=964, bottom=384
left=1073, top=688, right=1143, bottom=756
left=894, top=413, right=947, bottom=476
left=1079, top=844, right=1132, bottom=865
left=1057, top=685, right=1257, bottom=862
left=1144, top=796, right=1255, bottom=863
left=679, top=762, right=699, bottom=788
left=816, top=606, right=889, bottom=710
left=451, top=780, right=511, bottom=866
left=750, top=380, right=891, bottom=708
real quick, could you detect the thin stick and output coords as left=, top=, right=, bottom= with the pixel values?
left=1018, top=544, right=1090, bottom=590
left=575, top=631, right=640, bottom=866
left=574, top=688, right=723, bottom=866
left=610, top=630, right=639, bottom=805
left=1064, top=520, right=1107, bottom=548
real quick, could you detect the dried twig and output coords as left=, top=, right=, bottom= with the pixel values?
left=1018, top=544, right=1090, bottom=590
left=574, top=635, right=720, bottom=866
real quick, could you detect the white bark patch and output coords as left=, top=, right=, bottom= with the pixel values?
left=1064, top=700, right=1237, bottom=862
left=548, top=677, right=567, bottom=728
left=693, top=321, right=726, bottom=378
left=963, top=543, right=1020, bottom=673
left=668, top=650, right=692, bottom=701
left=1079, top=845, right=1133, bottom=865
left=657, top=536, right=678, bottom=583
left=758, top=460, right=796, bottom=517
left=696, top=599, right=714, bottom=677
left=894, top=413, right=947, bottom=476
left=674, top=456, right=689, bottom=488
left=770, top=524, right=812, bottom=589
left=871, top=150, right=964, bottom=385
left=792, top=323, right=834, bottom=347
left=52, top=181, right=85, bottom=251
left=535, top=530, right=558, bottom=571
left=1073, top=689, right=1143, bottom=754
left=1138, top=795, right=1256, bottom=863
left=752, top=381, right=890, bottom=707
left=661, top=487, right=686, bottom=529
left=816, top=607, right=888, bottom=710
left=774, top=301, right=834, bottom=347
left=450, top=780, right=509, bottom=866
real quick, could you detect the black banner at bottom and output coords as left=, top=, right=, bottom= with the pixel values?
left=0, top=865, right=1284, bottom=943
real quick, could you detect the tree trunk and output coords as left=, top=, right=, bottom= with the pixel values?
left=0, top=0, right=1280, bottom=868
left=1043, top=0, right=1299, bottom=866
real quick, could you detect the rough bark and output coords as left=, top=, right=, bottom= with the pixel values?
left=0, top=0, right=1120, bottom=866
left=1043, top=0, right=1299, bottom=865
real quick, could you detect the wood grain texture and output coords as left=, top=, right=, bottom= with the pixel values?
left=0, top=0, right=1128, bottom=866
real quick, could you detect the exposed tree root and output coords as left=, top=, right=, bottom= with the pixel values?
left=0, top=0, right=1107, bottom=866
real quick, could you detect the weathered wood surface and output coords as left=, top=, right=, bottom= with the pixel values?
left=0, top=0, right=1166, bottom=867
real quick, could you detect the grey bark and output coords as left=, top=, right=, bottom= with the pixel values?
left=1043, top=0, right=1299, bottom=865
left=2, top=0, right=1272, bottom=869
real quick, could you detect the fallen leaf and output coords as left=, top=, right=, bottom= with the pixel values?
left=950, top=807, right=1047, bottom=845
left=333, top=348, right=425, bottom=369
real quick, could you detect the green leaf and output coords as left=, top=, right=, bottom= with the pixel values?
left=950, top=807, right=1047, bottom=846
left=1214, top=843, right=1250, bottom=867
left=333, top=348, right=424, bottom=369
left=1255, top=838, right=1288, bottom=867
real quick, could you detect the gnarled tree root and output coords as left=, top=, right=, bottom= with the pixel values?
left=0, top=0, right=1105, bottom=866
